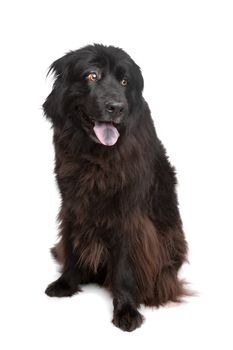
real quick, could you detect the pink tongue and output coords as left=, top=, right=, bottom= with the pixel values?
left=93, top=122, right=120, bottom=146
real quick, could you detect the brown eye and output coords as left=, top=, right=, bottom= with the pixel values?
left=121, top=79, right=128, bottom=86
left=87, top=72, right=98, bottom=81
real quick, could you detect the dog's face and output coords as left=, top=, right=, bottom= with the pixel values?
left=43, top=45, right=144, bottom=146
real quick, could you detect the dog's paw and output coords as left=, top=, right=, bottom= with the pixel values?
left=112, top=304, right=144, bottom=332
left=45, top=278, right=78, bottom=297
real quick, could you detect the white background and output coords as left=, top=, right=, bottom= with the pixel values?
left=0, top=0, right=232, bottom=349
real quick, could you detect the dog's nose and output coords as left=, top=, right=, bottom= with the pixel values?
left=105, top=101, right=125, bottom=116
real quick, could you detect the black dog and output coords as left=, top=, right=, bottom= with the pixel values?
left=43, top=44, right=188, bottom=332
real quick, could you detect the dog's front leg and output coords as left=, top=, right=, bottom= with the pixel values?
left=45, top=209, right=82, bottom=297
left=111, top=241, right=144, bottom=332
left=45, top=241, right=81, bottom=298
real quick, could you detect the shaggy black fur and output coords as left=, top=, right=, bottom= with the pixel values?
left=43, top=44, right=188, bottom=332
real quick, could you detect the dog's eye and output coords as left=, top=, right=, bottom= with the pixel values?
left=87, top=72, right=99, bottom=81
left=121, top=79, right=128, bottom=86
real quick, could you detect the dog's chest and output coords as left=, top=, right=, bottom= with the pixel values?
left=56, top=145, right=151, bottom=230
left=57, top=153, right=129, bottom=217
left=57, top=151, right=127, bottom=194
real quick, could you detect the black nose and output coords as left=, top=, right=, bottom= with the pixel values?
left=105, top=101, right=125, bottom=116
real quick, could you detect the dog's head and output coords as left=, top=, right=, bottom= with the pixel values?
left=43, top=44, right=144, bottom=146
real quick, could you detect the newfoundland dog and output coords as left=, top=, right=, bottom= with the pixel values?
left=43, top=44, right=188, bottom=332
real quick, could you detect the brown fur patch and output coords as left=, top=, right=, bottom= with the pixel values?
left=126, top=211, right=188, bottom=306
left=77, top=239, right=108, bottom=273
left=126, top=212, right=161, bottom=304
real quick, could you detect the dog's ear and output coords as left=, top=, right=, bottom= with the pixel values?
left=47, top=53, right=72, bottom=80
left=43, top=53, right=73, bottom=125
left=43, top=84, right=65, bottom=126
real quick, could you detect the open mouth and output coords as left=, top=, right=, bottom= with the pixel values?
left=81, top=112, right=120, bottom=146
